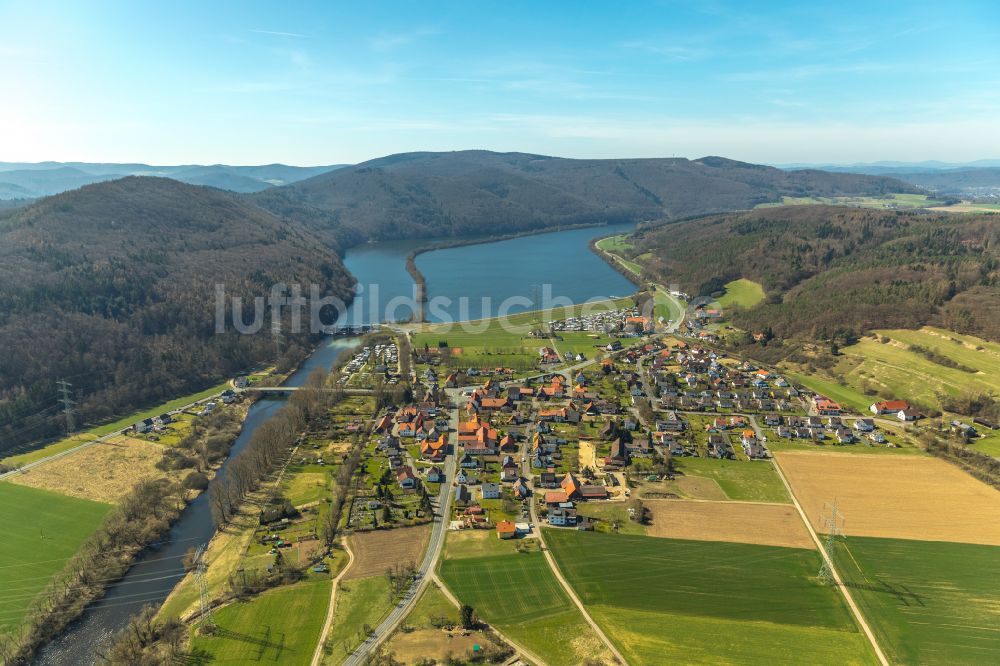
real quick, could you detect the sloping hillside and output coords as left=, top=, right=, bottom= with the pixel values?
left=0, top=178, right=353, bottom=452
left=628, top=205, right=1000, bottom=343
left=254, top=150, right=917, bottom=244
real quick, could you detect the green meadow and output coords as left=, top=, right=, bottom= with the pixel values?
left=190, top=580, right=329, bottom=665
left=589, top=605, right=876, bottom=665
left=412, top=297, right=633, bottom=373
left=546, top=530, right=874, bottom=665
left=756, top=193, right=945, bottom=210
left=439, top=551, right=602, bottom=666
left=323, top=575, right=394, bottom=658
left=831, top=326, right=1000, bottom=408
left=653, top=286, right=686, bottom=323
left=0, top=483, right=112, bottom=634
left=596, top=235, right=643, bottom=275
left=674, top=456, right=791, bottom=503
left=716, top=278, right=765, bottom=309
left=832, top=536, right=1000, bottom=665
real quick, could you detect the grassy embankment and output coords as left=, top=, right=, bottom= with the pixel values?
left=2, top=380, right=234, bottom=467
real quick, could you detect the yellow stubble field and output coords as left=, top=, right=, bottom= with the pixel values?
left=776, top=451, right=1000, bottom=545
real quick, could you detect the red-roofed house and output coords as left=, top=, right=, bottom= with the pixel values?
left=871, top=399, right=910, bottom=415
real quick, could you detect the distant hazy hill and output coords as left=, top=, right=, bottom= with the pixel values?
left=254, top=150, right=920, bottom=244
left=0, top=177, right=353, bottom=452
left=778, top=161, right=1000, bottom=195
left=0, top=166, right=115, bottom=198
left=627, top=205, right=1000, bottom=343
left=879, top=167, right=1000, bottom=194
left=0, top=162, right=344, bottom=198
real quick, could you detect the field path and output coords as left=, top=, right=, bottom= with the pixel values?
left=310, top=540, right=354, bottom=666
left=770, top=457, right=889, bottom=666
left=523, top=455, right=628, bottom=664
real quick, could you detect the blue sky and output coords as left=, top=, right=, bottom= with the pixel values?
left=2, top=0, right=998, bottom=164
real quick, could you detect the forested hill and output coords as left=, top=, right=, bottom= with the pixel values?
left=627, top=205, right=1000, bottom=344
left=0, top=177, right=354, bottom=453
left=252, top=150, right=918, bottom=244
left=0, top=152, right=919, bottom=452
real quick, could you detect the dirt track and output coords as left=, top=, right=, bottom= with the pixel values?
left=776, top=451, right=1000, bottom=545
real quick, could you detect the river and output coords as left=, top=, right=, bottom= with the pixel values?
left=34, top=223, right=633, bottom=664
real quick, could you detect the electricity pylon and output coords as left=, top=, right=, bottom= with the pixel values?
left=56, top=379, right=76, bottom=433
left=194, top=544, right=216, bottom=630
left=818, top=499, right=844, bottom=584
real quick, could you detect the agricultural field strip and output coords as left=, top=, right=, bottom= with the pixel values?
left=775, top=451, right=1000, bottom=545
left=645, top=499, right=815, bottom=549
left=427, top=572, right=548, bottom=666
left=832, top=536, right=1000, bottom=665
left=544, top=529, right=866, bottom=656
left=771, top=455, right=891, bottom=666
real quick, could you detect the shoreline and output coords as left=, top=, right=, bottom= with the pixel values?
left=401, top=221, right=631, bottom=322
left=588, top=234, right=644, bottom=288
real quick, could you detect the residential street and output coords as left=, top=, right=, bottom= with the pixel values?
left=341, top=389, right=460, bottom=665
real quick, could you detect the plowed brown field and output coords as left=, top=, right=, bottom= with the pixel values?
left=645, top=499, right=814, bottom=549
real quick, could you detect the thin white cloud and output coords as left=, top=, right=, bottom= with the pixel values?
left=249, top=29, right=306, bottom=38
left=724, top=62, right=896, bottom=82
left=370, top=27, right=439, bottom=51
left=619, top=40, right=711, bottom=61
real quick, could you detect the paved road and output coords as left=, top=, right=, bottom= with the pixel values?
left=342, top=391, right=460, bottom=665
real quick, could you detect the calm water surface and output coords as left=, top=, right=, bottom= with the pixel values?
left=418, top=224, right=636, bottom=322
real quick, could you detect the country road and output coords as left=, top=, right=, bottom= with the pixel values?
left=341, top=390, right=460, bottom=665
left=0, top=387, right=232, bottom=481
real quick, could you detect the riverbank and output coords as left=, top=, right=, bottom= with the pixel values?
left=0, top=398, right=250, bottom=664
left=589, top=233, right=644, bottom=288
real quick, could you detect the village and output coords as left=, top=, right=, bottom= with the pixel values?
left=347, top=303, right=919, bottom=551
